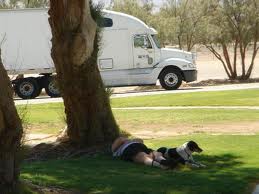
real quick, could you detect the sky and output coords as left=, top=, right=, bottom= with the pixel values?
left=92, top=0, right=165, bottom=8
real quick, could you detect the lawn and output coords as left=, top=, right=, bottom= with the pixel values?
left=18, top=103, right=259, bottom=134
left=20, top=103, right=259, bottom=124
left=21, top=134, right=259, bottom=194
left=19, top=89, right=259, bottom=193
left=111, top=89, right=259, bottom=107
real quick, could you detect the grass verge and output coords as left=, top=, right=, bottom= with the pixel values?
left=17, top=103, right=259, bottom=135
left=111, top=89, right=259, bottom=107
left=21, top=134, right=259, bottom=194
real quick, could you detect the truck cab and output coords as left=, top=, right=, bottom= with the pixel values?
left=99, top=10, right=197, bottom=90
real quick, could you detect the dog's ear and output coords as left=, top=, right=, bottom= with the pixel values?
left=187, top=141, right=203, bottom=153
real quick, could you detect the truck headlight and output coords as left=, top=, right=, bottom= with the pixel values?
left=187, top=63, right=195, bottom=68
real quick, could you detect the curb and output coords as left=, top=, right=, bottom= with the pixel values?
left=113, top=106, right=259, bottom=110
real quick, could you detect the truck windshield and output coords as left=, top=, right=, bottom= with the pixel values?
left=151, top=35, right=161, bottom=49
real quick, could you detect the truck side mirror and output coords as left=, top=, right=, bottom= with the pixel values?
left=142, top=38, right=149, bottom=49
left=142, top=43, right=148, bottom=49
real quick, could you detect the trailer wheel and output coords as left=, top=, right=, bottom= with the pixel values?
left=14, top=78, right=41, bottom=99
left=159, top=68, right=182, bottom=90
left=45, top=77, right=60, bottom=98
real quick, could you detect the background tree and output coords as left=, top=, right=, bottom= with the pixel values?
left=23, top=0, right=49, bottom=8
left=203, top=0, right=259, bottom=80
left=111, top=0, right=170, bottom=45
left=0, top=49, right=23, bottom=193
left=0, top=0, right=48, bottom=8
left=110, top=0, right=208, bottom=51
left=48, top=0, right=120, bottom=146
left=158, top=0, right=208, bottom=51
left=0, top=0, right=17, bottom=8
left=111, top=0, right=154, bottom=25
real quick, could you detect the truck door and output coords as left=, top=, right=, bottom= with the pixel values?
left=133, top=34, right=155, bottom=68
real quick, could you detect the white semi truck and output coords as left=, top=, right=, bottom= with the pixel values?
left=0, top=9, right=197, bottom=99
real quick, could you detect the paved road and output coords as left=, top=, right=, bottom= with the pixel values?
left=14, top=83, right=259, bottom=105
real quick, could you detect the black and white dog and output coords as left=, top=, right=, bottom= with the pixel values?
left=157, top=141, right=206, bottom=168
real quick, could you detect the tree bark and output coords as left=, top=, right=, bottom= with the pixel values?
left=233, top=38, right=238, bottom=78
left=239, top=42, right=247, bottom=79
left=245, top=40, right=259, bottom=79
left=222, top=43, right=234, bottom=78
left=48, top=0, right=120, bottom=146
left=0, top=50, right=23, bottom=193
left=206, top=45, right=232, bottom=79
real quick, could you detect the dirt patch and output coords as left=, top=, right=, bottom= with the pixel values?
left=23, top=121, right=259, bottom=144
left=132, top=78, right=259, bottom=92
left=25, top=123, right=65, bottom=134
left=23, top=133, right=57, bottom=145
left=127, top=121, right=259, bottom=139
left=186, top=78, right=259, bottom=87
left=24, top=138, right=111, bottom=162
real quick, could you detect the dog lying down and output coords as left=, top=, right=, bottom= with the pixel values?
left=157, top=141, right=206, bottom=168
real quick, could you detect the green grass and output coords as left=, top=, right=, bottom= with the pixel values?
left=17, top=103, right=65, bottom=134
left=114, top=109, right=259, bottom=125
left=19, top=103, right=259, bottom=125
left=17, top=103, right=259, bottom=134
left=16, top=89, right=259, bottom=127
left=17, top=103, right=65, bottom=124
left=111, top=89, right=259, bottom=107
left=21, top=135, right=259, bottom=194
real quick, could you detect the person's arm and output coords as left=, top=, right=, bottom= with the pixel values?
left=111, top=137, right=128, bottom=152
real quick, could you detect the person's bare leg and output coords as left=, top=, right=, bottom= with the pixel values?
left=151, top=151, right=166, bottom=162
left=132, top=152, right=165, bottom=169
left=153, top=151, right=178, bottom=169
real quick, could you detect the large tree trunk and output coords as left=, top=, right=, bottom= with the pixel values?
left=0, top=50, right=23, bottom=193
left=48, top=0, right=120, bottom=146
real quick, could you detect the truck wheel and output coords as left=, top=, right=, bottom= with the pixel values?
left=14, top=78, right=41, bottom=99
left=159, top=69, right=182, bottom=90
left=45, top=77, right=60, bottom=98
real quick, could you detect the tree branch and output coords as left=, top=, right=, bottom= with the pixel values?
left=222, top=43, right=234, bottom=75
left=233, top=38, right=238, bottom=77
left=246, top=33, right=259, bottom=78
left=206, top=44, right=231, bottom=78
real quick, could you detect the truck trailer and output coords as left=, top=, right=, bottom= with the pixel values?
left=0, top=8, right=197, bottom=99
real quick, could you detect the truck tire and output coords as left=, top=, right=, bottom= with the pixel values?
left=159, top=68, right=182, bottom=90
left=14, top=78, right=41, bottom=99
left=45, top=77, right=60, bottom=98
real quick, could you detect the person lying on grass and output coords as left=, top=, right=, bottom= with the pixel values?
left=112, top=137, right=177, bottom=169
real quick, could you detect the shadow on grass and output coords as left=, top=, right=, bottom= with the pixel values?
left=21, top=154, right=258, bottom=194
